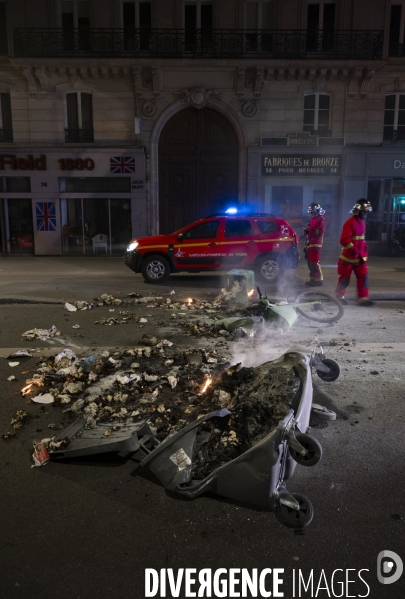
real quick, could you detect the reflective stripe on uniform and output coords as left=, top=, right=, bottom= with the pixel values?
left=339, top=254, right=368, bottom=263
left=343, top=242, right=354, bottom=249
left=308, top=244, right=323, bottom=247
left=351, top=235, right=365, bottom=240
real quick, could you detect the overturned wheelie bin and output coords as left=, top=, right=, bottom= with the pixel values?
left=140, top=348, right=339, bottom=529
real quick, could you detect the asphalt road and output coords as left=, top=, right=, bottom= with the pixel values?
left=0, top=256, right=404, bottom=599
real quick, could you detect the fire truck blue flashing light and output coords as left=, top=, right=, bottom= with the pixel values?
left=225, top=207, right=238, bottom=215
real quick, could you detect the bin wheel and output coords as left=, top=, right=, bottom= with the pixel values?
left=290, top=433, right=322, bottom=467
left=316, top=358, right=340, bottom=382
left=273, top=493, right=314, bottom=529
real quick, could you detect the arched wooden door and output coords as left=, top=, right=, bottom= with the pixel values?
left=159, top=107, right=239, bottom=233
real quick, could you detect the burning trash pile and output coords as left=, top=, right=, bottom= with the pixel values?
left=190, top=361, right=299, bottom=480
left=4, top=337, right=300, bottom=476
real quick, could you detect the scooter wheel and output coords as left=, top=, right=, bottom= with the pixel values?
left=316, top=358, right=340, bottom=382
left=290, top=433, right=322, bottom=467
left=273, top=493, right=314, bottom=528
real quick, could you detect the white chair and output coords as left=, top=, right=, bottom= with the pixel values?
left=92, top=234, right=108, bottom=254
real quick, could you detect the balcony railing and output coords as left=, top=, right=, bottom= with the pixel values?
left=14, top=28, right=384, bottom=60
left=64, top=128, right=94, bottom=143
left=0, top=129, right=13, bottom=143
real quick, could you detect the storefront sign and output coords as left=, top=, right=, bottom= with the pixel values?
left=132, top=179, right=144, bottom=190
left=58, top=158, right=95, bottom=171
left=0, top=154, right=46, bottom=170
left=262, top=154, right=341, bottom=176
left=393, top=159, right=405, bottom=169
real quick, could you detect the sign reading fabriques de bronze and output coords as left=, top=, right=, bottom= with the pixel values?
left=262, top=154, right=342, bottom=176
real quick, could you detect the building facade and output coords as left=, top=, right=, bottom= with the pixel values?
left=0, top=0, right=404, bottom=256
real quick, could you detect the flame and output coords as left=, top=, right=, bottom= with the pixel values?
left=187, top=298, right=193, bottom=305
left=21, top=383, right=33, bottom=396
left=199, top=377, right=212, bottom=395
left=247, top=289, right=254, bottom=297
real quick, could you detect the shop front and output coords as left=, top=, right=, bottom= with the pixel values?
left=0, top=149, right=146, bottom=256
left=343, top=148, right=405, bottom=254
left=248, top=147, right=343, bottom=255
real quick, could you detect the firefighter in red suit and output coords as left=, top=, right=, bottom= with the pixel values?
left=304, top=202, right=326, bottom=286
left=334, top=199, right=374, bottom=306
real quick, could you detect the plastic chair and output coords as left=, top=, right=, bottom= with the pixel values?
left=92, top=234, right=108, bottom=254
left=17, top=234, right=34, bottom=253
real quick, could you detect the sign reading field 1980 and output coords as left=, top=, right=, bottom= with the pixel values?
left=262, top=154, right=341, bottom=176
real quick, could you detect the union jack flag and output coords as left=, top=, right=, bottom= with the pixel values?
left=110, top=156, right=135, bottom=173
left=36, top=202, right=57, bottom=232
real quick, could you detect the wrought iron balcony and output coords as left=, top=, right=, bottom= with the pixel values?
left=14, top=28, right=383, bottom=60
left=64, top=128, right=94, bottom=143
left=0, top=129, right=13, bottom=143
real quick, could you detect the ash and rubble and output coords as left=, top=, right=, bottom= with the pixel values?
left=4, top=287, right=317, bottom=469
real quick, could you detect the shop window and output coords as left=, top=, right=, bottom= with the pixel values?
left=123, top=1, right=151, bottom=50
left=0, top=93, right=13, bottom=143
left=62, top=1, right=90, bottom=51
left=59, top=177, right=131, bottom=193
left=185, top=2, right=213, bottom=50
left=383, top=94, right=405, bottom=142
left=65, top=92, right=94, bottom=143
left=245, top=2, right=274, bottom=51
left=306, top=2, right=335, bottom=52
left=388, top=3, right=405, bottom=56
left=6, top=198, right=34, bottom=255
left=5, top=177, right=31, bottom=192
left=0, top=3, right=8, bottom=55
left=303, top=93, right=331, bottom=136
left=61, top=198, right=132, bottom=255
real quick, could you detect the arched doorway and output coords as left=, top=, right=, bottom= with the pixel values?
left=158, top=107, right=239, bottom=233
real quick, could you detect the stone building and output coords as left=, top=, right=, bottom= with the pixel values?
left=0, top=0, right=404, bottom=256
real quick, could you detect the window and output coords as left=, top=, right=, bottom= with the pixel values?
left=123, top=1, right=151, bottom=50
left=183, top=221, right=218, bottom=239
left=5, top=177, right=30, bottom=192
left=0, top=2, right=8, bottom=55
left=383, top=94, right=405, bottom=142
left=306, top=2, right=335, bottom=52
left=0, top=93, right=13, bottom=143
left=257, top=220, right=278, bottom=234
left=62, top=1, right=90, bottom=51
left=225, top=220, right=253, bottom=237
left=184, top=2, right=213, bottom=50
left=303, top=93, right=331, bottom=136
left=59, top=178, right=130, bottom=193
left=246, top=2, right=274, bottom=50
left=389, top=4, right=405, bottom=56
left=65, top=92, right=94, bottom=143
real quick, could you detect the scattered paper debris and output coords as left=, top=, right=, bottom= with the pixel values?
left=6, top=350, right=32, bottom=358
left=22, top=325, right=58, bottom=341
left=64, top=302, right=77, bottom=312
left=31, top=393, right=55, bottom=404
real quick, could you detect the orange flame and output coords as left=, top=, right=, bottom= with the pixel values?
left=21, top=383, right=33, bottom=396
left=199, top=377, right=212, bottom=395
left=187, top=298, right=193, bottom=305
left=247, top=289, right=254, bottom=297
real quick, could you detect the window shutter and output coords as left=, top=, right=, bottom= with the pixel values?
left=81, top=92, right=93, bottom=130
left=66, top=92, right=79, bottom=129
left=1, top=92, right=12, bottom=131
